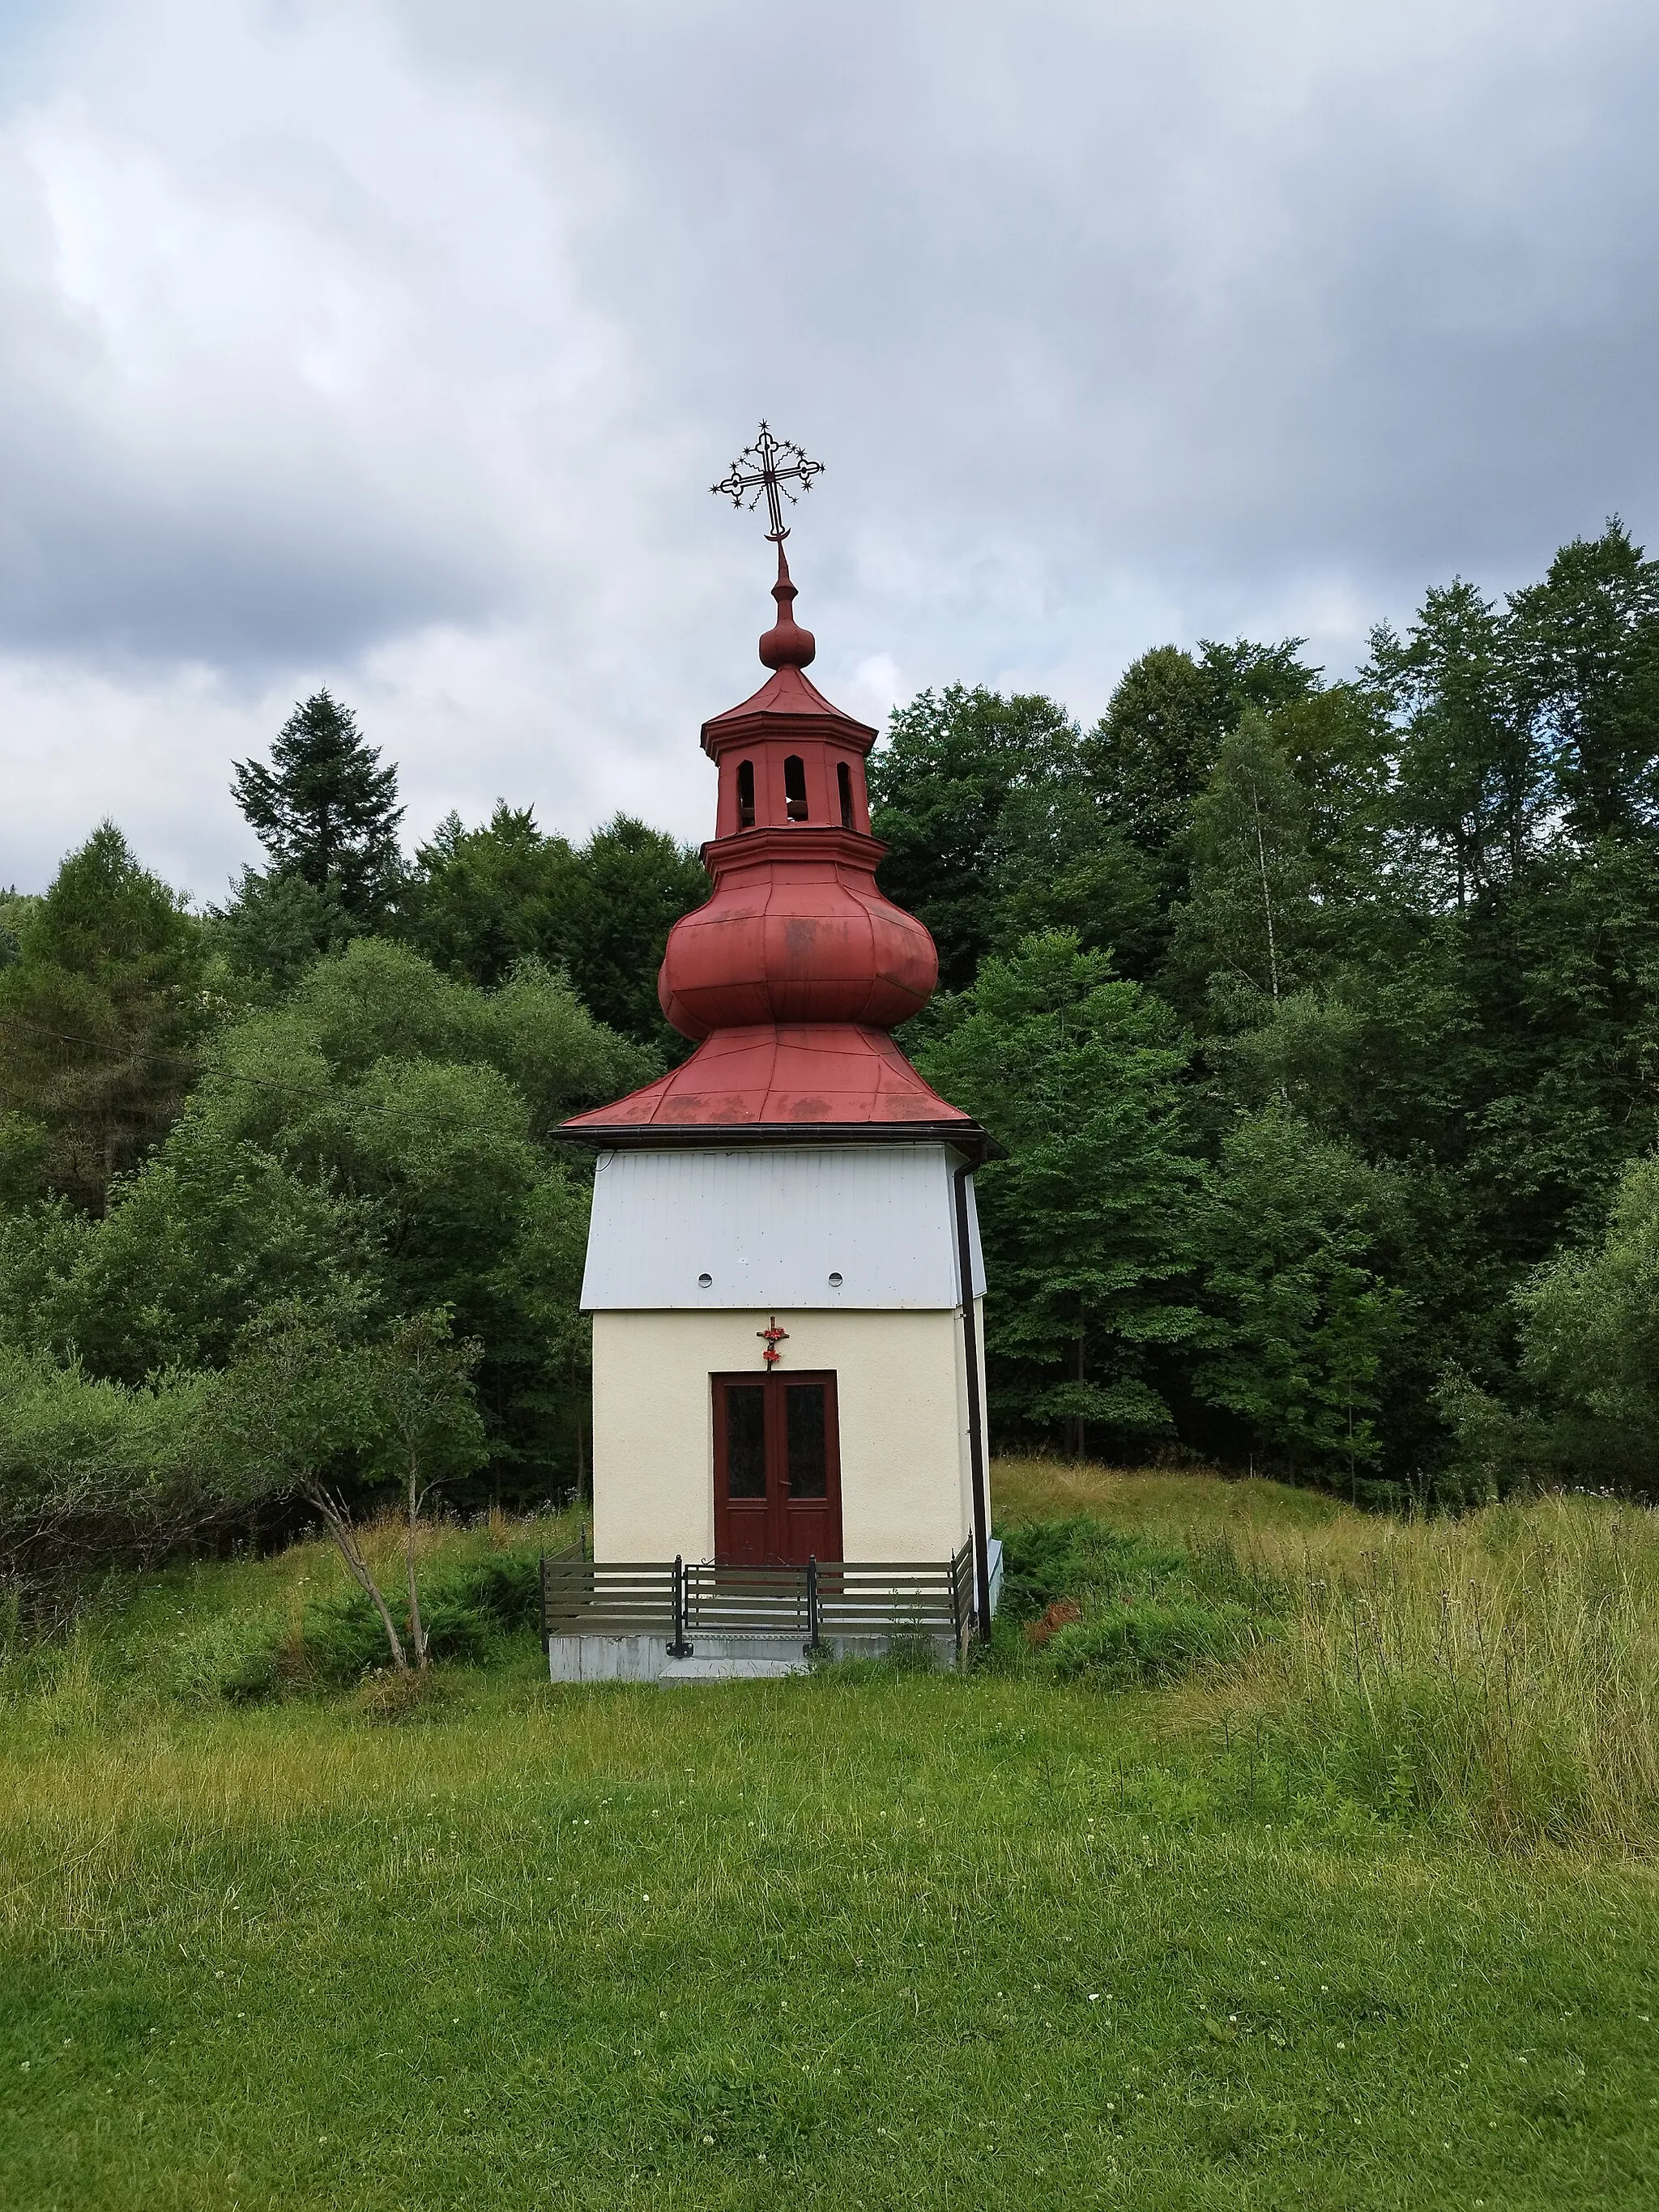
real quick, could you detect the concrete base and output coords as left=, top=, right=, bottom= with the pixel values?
left=546, top=1628, right=960, bottom=1685
left=547, top=1634, right=672, bottom=1684
left=660, top=1654, right=807, bottom=1682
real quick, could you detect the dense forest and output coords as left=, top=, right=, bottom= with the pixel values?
left=6, top=520, right=1659, bottom=1575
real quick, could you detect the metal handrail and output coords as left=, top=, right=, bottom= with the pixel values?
left=542, top=1549, right=975, bottom=1646
left=669, top=1554, right=692, bottom=1658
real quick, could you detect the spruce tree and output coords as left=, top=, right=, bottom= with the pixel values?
left=0, top=825, right=209, bottom=1211
left=232, top=691, right=404, bottom=918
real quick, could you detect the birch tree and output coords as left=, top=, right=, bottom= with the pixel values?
left=359, top=1313, right=486, bottom=1670
left=1169, top=707, right=1318, bottom=1028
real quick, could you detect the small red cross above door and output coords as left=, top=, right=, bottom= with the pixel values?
left=757, top=1316, right=789, bottom=1366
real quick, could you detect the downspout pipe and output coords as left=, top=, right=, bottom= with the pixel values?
left=953, top=1161, right=992, bottom=1639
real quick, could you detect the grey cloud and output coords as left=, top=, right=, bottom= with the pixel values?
left=2, top=0, right=1659, bottom=893
left=412, top=0, right=1659, bottom=587
left=0, top=426, right=506, bottom=666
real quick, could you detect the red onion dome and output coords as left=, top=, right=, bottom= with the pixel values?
left=655, top=539, right=936, bottom=1041
left=658, top=829, right=936, bottom=1040
left=563, top=534, right=973, bottom=1137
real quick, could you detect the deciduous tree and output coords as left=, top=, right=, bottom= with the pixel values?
left=1084, top=637, right=1318, bottom=900
left=1193, top=1111, right=1402, bottom=1485
left=1168, top=707, right=1319, bottom=1027
left=398, top=808, right=706, bottom=1051
left=359, top=1312, right=487, bottom=1669
left=870, top=687, right=1080, bottom=991
left=918, top=931, right=1209, bottom=1455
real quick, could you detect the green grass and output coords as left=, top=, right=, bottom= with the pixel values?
left=2, top=1471, right=1657, bottom=2209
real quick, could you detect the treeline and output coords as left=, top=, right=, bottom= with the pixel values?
left=893, top=520, right=1659, bottom=1499
left=0, top=696, right=701, bottom=1573
left=4, top=521, right=1659, bottom=1578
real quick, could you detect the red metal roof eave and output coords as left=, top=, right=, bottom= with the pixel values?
left=696, top=824, right=889, bottom=872
left=699, top=666, right=878, bottom=753
left=556, top=1119, right=1000, bottom=1164
left=559, top=1022, right=992, bottom=1156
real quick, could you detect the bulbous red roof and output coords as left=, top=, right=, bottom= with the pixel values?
left=565, top=545, right=979, bottom=1145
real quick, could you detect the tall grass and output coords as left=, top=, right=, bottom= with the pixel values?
left=11, top=1462, right=1659, bottom=1854
left=1232, top=1496, right=1659, bottom=1852
left=996, top=1459, right=1659, bottom=1853
left=0, top=1504, right=583, bottom=1717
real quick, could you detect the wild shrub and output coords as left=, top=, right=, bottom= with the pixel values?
left=1044, top=1596, right=1254, bottom=1686
left=998, top=1515, right=1190, bottom=1621
left=0, top=1347, right=227, bottom=1578
left=151, top=1612, right=285, bottom=1707
left=996, top=1513, right=1277, bottom=1686
left=300, top=1545, right=541, bottom=1684
left=456, top=1545, right=542, bottom=1634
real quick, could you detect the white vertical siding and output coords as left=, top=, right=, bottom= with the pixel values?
left=580, top=1143, right=985, bottom=1311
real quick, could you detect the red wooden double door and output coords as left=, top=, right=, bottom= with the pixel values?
left=712, top=1371, right=842, bottom=1566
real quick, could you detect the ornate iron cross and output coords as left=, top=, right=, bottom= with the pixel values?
left=757, top=1315, right=790, bottom=1367
left=712, top=422, right=823, bottom=542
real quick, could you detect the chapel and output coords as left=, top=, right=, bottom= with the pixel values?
left=557, top=430, right=996, bottom=1666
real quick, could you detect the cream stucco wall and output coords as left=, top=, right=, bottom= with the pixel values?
left=591, top=1304, right=985, bottom=1565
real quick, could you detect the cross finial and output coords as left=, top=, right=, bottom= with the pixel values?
left=712, top=422, right=824, bottom=542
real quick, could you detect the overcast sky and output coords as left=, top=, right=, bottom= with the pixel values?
left=2, top=0, right=1657, bottom=899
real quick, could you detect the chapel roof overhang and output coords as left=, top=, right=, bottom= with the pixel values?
left=559, top=1117, right=998, bottom=1166
left=561, top=1022, right=990, bottom=1155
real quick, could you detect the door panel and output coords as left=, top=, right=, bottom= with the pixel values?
left=726, top=1384, right=768, bottom=1494
left=713, top=1379, right=771, bottom=1564
left=712, top=1372, right=842, bottom=1566
left=779, top=1378, right=839, bottom=1562
left=783, top=1383, right=828, bottom=1496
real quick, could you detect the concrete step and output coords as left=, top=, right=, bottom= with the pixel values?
left=659, top=1654, right=808, bottom=1683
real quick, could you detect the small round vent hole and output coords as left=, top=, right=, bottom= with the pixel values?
left=697, top=1272, right=713, bottom=1289
left=827, top=1272, right=843, bottom=1289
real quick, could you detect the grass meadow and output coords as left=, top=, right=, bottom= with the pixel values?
left=2, top=1462, right=1657, bottom=2209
